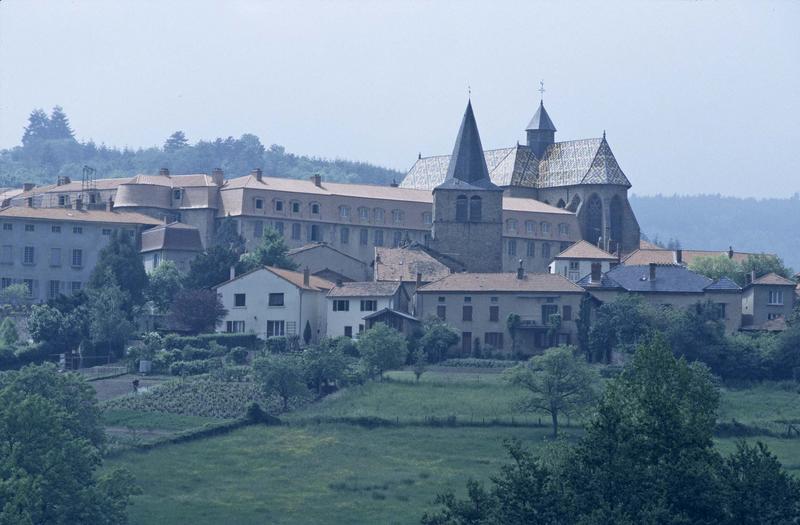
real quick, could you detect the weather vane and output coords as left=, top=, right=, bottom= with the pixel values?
left=468, top=84, right=471, bottom=99
left=538, top=80, right=545, bottom=101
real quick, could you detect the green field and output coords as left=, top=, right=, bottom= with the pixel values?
left=103, top=369, right=800, bottom=525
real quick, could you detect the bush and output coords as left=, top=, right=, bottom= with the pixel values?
left=179, top=345, right=214, bottom=361
left=210, top=365, right=251, bottom=382
left=227, top=347, right=249, bottom=365
left=168, top=358, right=220, bottom=376
left=264, top=337, right=288, bottom=354
left=163, top=333, right=259, bottom=351
left=13, top=342, right=51, bottom=367
left=0, top=345, right=18, bottom=369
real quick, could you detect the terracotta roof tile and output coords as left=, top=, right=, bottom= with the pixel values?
left=418, top=272, right=584, bottom=293
left=554, top=240, right=618, bottom=260
left=374, top=245, right=464, bottom=282
left=327, top=281, right=401, bottom=297
left=0, top=206, right=163, bottom=225
left=749, top=272, right=796, bottom=286
left=622, top=249, right=676, bottom=265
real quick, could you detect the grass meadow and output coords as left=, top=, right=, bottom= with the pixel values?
left=103, top=368, right=800, bottom=524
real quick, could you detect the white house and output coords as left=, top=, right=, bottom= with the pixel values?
left=548, top=240, right=618, bottom=282
left=326, top=281, right=409, bottom=339
left=214, top=266, right=334, bottom=344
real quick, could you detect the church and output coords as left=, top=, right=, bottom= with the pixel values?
left=402, top=97, right=640, bottom=259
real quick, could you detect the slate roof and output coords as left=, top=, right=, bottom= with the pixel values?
left=374, top=244, right=465, bottom=282
left=418, top=272, right=584, bottom=293
left=578, top=264, right=740, bottom=294
left=0, top=206, right=162, bottom=225
left=435, top=101, right=500, bottom=191
left=140, top=222, right=203, bottom=253
left=327, top=281, right=401, bottom=298
left=401, top=137, right=630, bottom=190
left=362, top=308, right=420, bottom=323
left=526, top=101, right=557, bottom=131
left=125, top=173, right=217, bottom=187
left=749, top=272, right=796, bottom=287
left=554, top=240, right=618, bottom=261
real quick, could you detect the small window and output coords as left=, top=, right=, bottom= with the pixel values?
left=767, top=313, right=782, bottom=321
left=391, top=209, right=403, bottom=224
left=255, top=198, right=264, bottom=210
left=525, top=221, right=535, bottom=234
left=455, top=196, right=468, bottom=222
left=226, top=320, right=246, bottom=333
left=267, top=320, right=285, bottom=337
left=507, top=239, right=517, bottom=256
left=373, top=230, right=384, bottom=246
left=71, top=249, right=83, bottom=267
left=422, top=212, right=432, bottom=225
left=359, top=229, right=369, bottom=246
left=291, top=223, right=301, bottom=240
left=73, top=226, right=83, bottom=234
left=438, top=296, right=445, bottom=303
left=58, top=195, right=69, bottom=206
left=373, top=208, right=385, bottom=223
left=2, top=224, right=11, bottom=231
left=268, top=293, right=285, bottom=307
left=49, top=280, right=61, bottom=299
left=339, top=206, right=350, bottom=219
left=436, top=305, right=446, bottom=320
left=569, top=261, right=580, bottom=271
left=291, top=201, right=301, bottom=213
left=23, top=279, right=35, bottom=298
left=309, top=224, right=321, bottom=242
left=360, top=299, right=377, bottom=312
left=542, top=243, right=551, bottom=259
left=254, top=221, right=264, bottom=239
left=489, top=305, right=499, bottom=322
left=484, top=332, right=504, bottom=349
left=274, top=200, right=284, bottom=212
left=562, top=305, right=572, bottom=321
left=392, top=231, right=402, bottom=247
left=234, top=293, right=246, bottom=307
left=71, top=281, right=82, bottom=293
left=102, top=228, right=112, bottom=236
left=462, top=305, right=473, bottom=321
left=542, top=304, right=559, bottom=323
left=23, top=246, right=35, bottom=265
left=768, top=290, right=784, bottom=305
left=464, top=296, right=471, bottom=303
left=340, top=227, right=350, bottom=245
left=25, top=224, right=35, bottom=232
left=358, top=207, right=370, bottom=221
left=344, top=326, right=353, bottom=338
left=333, top=299, right=350, bottom=312
left=526, top=241, right=535, bottom=257
left=274, top=221, right=284, bottom=235
left=173, top=189, right=182, bottom=200
left=541, top=222, right=551, bottom=234
left=310, top=203, right=320, bottom=214
left=490, top=296, right=498, bottom=303
left=506, top=219, right=518, bottom=233
left=469, top=196, right=482, bottom=221
left=559, top=223, right=569, bottom=235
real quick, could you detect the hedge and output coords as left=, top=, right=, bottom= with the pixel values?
left=163, top=333, right=259, bottom=351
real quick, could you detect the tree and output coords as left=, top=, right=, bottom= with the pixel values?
left=506, top=346, right=599, bottom=437
left=21, top=109, right=49, bottom=147
left=47, top=105, right=76, bottom=140
left=164, top=130, right=189, bottom=152
left=741, top=253, right=794, bottom=282
left=253, top=353, right=308, bottom=411
left=575, top=295, right=593, bottom=360
left=357, top=322, right=408, bottom=379
left=302, top=340, right=347, bottom=395
left=88, top=231, right=148, bottom=308
left=28, top=304, right=70, bottom=353
left=588, top=294, right=659, bottom=362
left=213, top=217, right=247, bottom=256
left=412, top=349, right=427, bottom=382
left=303, top=320, right=312, bottom=345
left=185, top=245, right=241, bottom=289
left=145, top=260, right=184, bottom=312
left=506, top=313, right=521, bottom=355
left=0, top=364, right=138, bottom=524
left=86, top=284, right=135, bottom=358
left=419, top=317, right=459, bottom=363
left=170, top=288, right=227, bottom=333
left=690, top=254, right=741, bottom=283
left=0, top=318, right=18, bottom=348
left=239, top=225, right=298, bottom=271
left=0, top=283, right=29, bottom=309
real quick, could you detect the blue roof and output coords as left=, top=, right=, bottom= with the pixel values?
left=579, top=264, right=725, bottom=293
left=526, top=101, right=557, bottom=131
left=704, top=276, right=741, bottom=291
left=436, top=101, right=500, bottom=191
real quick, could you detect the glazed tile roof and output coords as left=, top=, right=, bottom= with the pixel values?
left=418, top=272, right=584, bottom=293
left=327, top=281, right=401, bottom=298
left=401, top=137, right=630, bottom=190
left=374, top=244, right=465, bottom=282
left=140, top=222, right=203, bottom=253
left=554, top=240, right=618, bottom=261
left=0, top=206, right=163, bottom=225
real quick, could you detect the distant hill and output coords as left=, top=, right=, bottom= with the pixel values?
left=631, top=194, right=800, bottom=271
left=0, top=108, right=403, bottom=190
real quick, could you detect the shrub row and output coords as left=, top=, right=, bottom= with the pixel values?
left=162, top=333, right=259, bottom=351
left=438, top=358, right=518, bottom=369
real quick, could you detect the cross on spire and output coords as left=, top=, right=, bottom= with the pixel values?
left=468, top=83, right=471, bottom=99
left=538, top=80, right=545, bottom=101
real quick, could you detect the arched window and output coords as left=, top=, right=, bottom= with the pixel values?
left=455, top=195, right=468, bottom=222
left=586, top=194, right=603, bottom=245
left=556, top=199, right=566, bottom=208
left=525, top=221, right=535, bottom=234
left=506, top=219, right=518, bottom=233
left=609, top=195, right=624, bottom=252
left=558, top=223, right=569, bottom=235
left=469, top=196, right=482, bottom=221
left=373, top=208, right=385, bottom=223
left=541, top=222, right=551, bottom=235
left=339, top=205, right=350, bottom=219
left=567, top=195, right=582, bottom=213
left=310, top=202, right=320, bottom=215
left=358, top=207, right=369, bottom=221
left=391, top=209, right=404, bottom=224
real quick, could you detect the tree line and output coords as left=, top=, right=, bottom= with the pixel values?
left=0, top=106, right=402, bottom=189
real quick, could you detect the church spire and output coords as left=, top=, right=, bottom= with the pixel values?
left=525, top=100, right=557, bottom=158
left=437, top=100, right=496, bottom=190
left=526, top=100, right=557, bottom=132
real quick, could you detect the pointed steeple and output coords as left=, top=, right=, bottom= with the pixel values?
left=436, top=101, right=498, bottom=190
left=525, top=100, right=556, bottom=158
left=526, top=101, right=556, bottom=132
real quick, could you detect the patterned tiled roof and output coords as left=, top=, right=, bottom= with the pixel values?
left=401, top=137, right=630, bottom=190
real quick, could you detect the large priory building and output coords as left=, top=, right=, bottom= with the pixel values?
left=2, top=96, right=640, bottom=289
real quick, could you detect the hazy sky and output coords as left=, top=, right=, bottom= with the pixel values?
left=1, top=1, right=798, bottom=197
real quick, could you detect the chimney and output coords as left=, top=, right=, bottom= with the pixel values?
left=335, top=278, right=343, bottom=287
left=516, top=259, right=525, bottom=280
left=676, top=249, right=683, bottom=264
left=390, top=179, right=399, bottom=188
left=105, top=197, right=114, bottom=212
left=251, top=168, right=263, bottom=182
left=159, top=168, right=170, bottom=176
left=416, top=272, right=422, bottom=289
left=25, top=197, right=33, bottom=207
left=649, top=263, right=657, bottom=281
left=728, top=246, right=734, bottom=259
left=749, top=270, right=756, bottom=284
left=211, top=168, right=224, bottom=186
left=590, top=262, right=602, bottom=284
left=23, top=183, right=35, bottom=192
left=303, top=267, right=310, bottom=287
left=229, top=266, right=236, bottom=281
left=311, top=173, right=321, bottom=187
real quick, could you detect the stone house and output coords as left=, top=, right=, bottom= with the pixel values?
left=213, top=266, right=334, bottom=344
left=288, top=242, right=371, bottom=282
left=416, top=268, right=585, bottom=356
left=140, top=221, right=204, bottom=273
left=549, top=240, right=618, bottom=282
left=741, top=272, right=797, bottom=331
left=325, top=281, right=410, bottom=339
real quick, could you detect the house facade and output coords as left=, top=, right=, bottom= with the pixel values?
left=325, top=281, right=409, bottom=339
left=140, top=221, right=204, bottom=273
left=416, top=269, right=585, bottom=356
left=214, top=266, right=333, bottom=344
left=741, top=272, right=797, bottom=330
left=549, top=240, right=618, bottom=282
